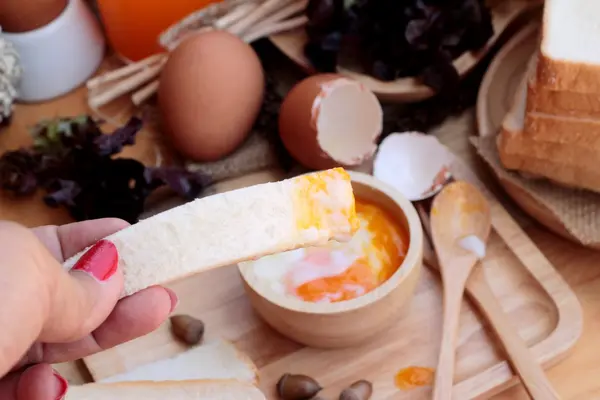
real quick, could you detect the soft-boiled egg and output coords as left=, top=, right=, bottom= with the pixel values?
left=246, top=198, right=409, bottom=303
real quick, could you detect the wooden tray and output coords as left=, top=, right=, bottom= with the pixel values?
left=268, top=0, right=541, bottom=102
left=80, top=165, right=582, bottom=399
left=474, top=20, right=600, bottom=249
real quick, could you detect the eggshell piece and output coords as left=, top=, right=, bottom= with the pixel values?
left=158, top=30, right=264, bottom=162
left=373, top=132, right=454, bottom=201
left=279, top=74, right=383, bottom=170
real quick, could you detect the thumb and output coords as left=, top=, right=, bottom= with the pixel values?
left=0, top=222, right=123, bottom=375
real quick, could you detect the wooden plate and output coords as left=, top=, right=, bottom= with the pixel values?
left=475, top=20, right=600, bottom=249
left=269, top=0, right=541, bottom=102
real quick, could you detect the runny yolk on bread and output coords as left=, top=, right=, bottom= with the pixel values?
left=291, top=167, right=359, bottom=242
left=249, top=195, right=410, bottom=303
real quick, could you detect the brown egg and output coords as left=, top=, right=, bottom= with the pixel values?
left=278, top=74, right=383, bottom=170
left=158, top=30, right=264, bottom=162
left=0, top=0, right=66, bottom=33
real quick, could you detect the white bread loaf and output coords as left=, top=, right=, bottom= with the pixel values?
left=536, top=0, right=600, bottom=93
left=63, top=168, right=358, bottom=297
left=64, top=379, right=266, bottom=399
left=498, top=62, right=600, bottom=192
left=100, top=339, right=257, bottom=384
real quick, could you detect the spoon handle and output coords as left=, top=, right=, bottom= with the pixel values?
left=468, top=264, right=561, bottom=400
left=433, top=276, right=467, bottom=400
left=418, top=203, right=460, bottom=400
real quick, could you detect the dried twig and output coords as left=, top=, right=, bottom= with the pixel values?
left=132, top=80, right=161, bottom=106
left=86, top=0, right=307, bottom=111
left=87, top=54, right=166, bottom=90
left=89, top=58, right=166, bottom=108
left=248, top=0, right=307, bottom=31
left=227, top=0, right=295, bottom=35
left=214, top=2, right=258, bottom=30
left=243, top=15, right=307, bottom=43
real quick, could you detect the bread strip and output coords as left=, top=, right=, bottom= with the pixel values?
left=63, top=168, right=358, bottom=298
left=64, top=379, right=266, bottom=399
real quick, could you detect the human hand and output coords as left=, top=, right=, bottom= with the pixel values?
left=0, top=218, right=178, bottom=400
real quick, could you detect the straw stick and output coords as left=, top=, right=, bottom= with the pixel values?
left=227, top=0, right=294, bottom=35
left=87, top=54, right=166, bottom=90
left=132, top=80, right=161, bottom=106
left=243, top=15, right=307, bottom=43
left=89, top=59, right=165, bottom=108
left=214, top=2, right=259, bottom=30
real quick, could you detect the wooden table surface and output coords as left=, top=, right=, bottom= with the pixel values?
left=1, top=84, right=599, bottom=400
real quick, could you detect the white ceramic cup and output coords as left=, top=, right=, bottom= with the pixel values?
left=2, top=0, right=105, bottom=102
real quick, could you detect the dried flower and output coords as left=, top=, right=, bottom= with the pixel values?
left=304, top=0, right=493, bottom=93
left=0, top=115, right=211, bottom=223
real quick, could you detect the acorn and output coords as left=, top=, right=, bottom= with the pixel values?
left=339, top=380, right=373, bottom=400
left=170, top=314, right=205, bottom=345
left=276, top=373, right=322, bottom=400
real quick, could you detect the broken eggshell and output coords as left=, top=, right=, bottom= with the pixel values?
left=278, top=74, right=383, bottom=170
left=373, top=132, right=453, bottom=201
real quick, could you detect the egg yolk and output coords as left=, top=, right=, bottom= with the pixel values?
left=394, top=366, right=434, bottom=390
left=292, top=167, right=359, bottom=234
left=290, top=199, right=409, bottom=303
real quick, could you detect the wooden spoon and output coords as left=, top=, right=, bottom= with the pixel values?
left=429, top=181, right=492, bottom=400
left=420, top=207, right=560, bottom=399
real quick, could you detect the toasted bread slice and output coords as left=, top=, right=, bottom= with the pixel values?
left=63, top=168, right=358, bottom=298
left=536, top=0, right=600, bottom=93
left=64, top=379, right=266, bottom=400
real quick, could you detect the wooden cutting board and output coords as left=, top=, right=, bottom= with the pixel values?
left=80, top=159, right=582, bottom=399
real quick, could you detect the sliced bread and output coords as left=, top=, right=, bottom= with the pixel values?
left=99, top=339, right=257, bottom=384
left=517, top=53, right=600, bottom=150
left=536, top=0, right=600, bottom=93
left=524, top=112, right=600, bottom=148
left=498, top=63, right=600, bottom=192
left=527, top=55, right=600, bottom=118
left=64, top=379, right=266, bottom=400
left=63, top=168, right=358, bottom=298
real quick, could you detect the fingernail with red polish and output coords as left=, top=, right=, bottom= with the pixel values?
left=53, top=370, right=68, bottom=400
left=165, top=288, right=179, bottom=313
left=72, top=240, right=118, bottom=282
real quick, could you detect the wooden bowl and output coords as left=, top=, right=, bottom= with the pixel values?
left=268, top=0, right=541, bottom=102
left=237, top=171, right=423, bottom=348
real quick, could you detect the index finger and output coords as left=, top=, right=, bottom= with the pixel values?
left=33, top=218, right=129, bottom=261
